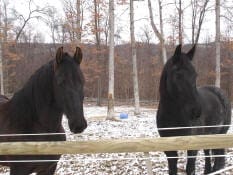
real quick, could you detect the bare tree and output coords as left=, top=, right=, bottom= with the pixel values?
left=94, top=0, right=101, bottom=48
left=45, top=7, right=61, bottom=49
left=158, top=0, right=167, bottom=64
left=63, top=0, right=83, bottom=43
left=221, top=3, right=233, bottom=23
left=2, top=0, right=9, bottom=43
left=103, top=13, right=109, bottom=46
left=76, top=0, right=82, bottom=44
left=177, top=0, right=182, bottom=44
left=63, top=0, right=76, bottom=42
left=147, top=0, right=167, bottom=64
left=191, top=0, right=210, bottom=44
left=215, top=0, right=220, bottom=87
left=13, top=0, right=51, bottom=42
left=140, top=25, right=152, bottom=45
left=130, top=0, right=140, bottom=115
left=57, top=24, right=68, bottom=44
left=93, top=0, right=103, bottom=106
left=107, top=0, right=115, bottom=120
left=0, top=0, right=10, bottom=95
left=0, top=0, right=12, bottom=95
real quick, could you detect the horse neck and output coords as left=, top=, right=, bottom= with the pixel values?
left=160, top=94, right=181, bottom=112
left=160, top=83, right=194, bottom=119
left=8, top=62, right=63, bottom=132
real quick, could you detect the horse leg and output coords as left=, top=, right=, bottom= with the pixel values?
left=204, top=149, right=212, bottom=174
left=212, top=149, right=225, bottom=172
left=186, top=150, right=197, bottom=175
left=165, top=151, right=178, bottom=175
left=37, top=162, right=58, bottom=175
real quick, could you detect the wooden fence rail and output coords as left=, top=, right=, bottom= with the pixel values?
left=0, top=134, right=233, bottom=155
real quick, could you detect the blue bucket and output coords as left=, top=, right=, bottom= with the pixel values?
left=120, top=113, right=128, bottom=119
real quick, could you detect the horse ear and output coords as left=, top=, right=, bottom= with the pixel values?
left=187, top=44, right=196, bottom=60
left=56, top=47, right=63, bottom=64
left=74, top=47, right=82, bottom=64
left=174, top=44, right=182, bottom=57
left=173, top=44, right=182, bottom=63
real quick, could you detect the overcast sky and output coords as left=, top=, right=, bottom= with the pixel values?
left=10, top=0, right=233, bottom=44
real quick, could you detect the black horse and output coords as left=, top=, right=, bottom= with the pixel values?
left=157, top=44, right=231, bottom=175
left=0, top=47, right=87, bottom=175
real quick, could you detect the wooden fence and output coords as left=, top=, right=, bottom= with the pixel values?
left=1, top=134, right=233, bottom=155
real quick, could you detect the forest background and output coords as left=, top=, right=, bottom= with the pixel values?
left=0, top=0, right=232, bottom=103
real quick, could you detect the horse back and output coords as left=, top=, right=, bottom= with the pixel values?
left=196, top=86, right=231, bottom=134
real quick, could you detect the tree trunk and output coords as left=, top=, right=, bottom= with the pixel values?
left=215, top=0, right=221, bottom=87
left=178, top=0, right=182, bottom=45
left=0, top=45, right=4, bottom=95
left=3, top=2, right=8, bottom=43
left=191, top=0, right=210, bottom=44
left=94, top=0, right=102, bottom=106
left=107, top=0, right=115, bottom=120
left=76, top=0, right=82, bottom=44
left=94, top=0, right=100, bottom=48
left=158, top=0, right=167, bottom=64
left=148, top=0, right=167, bottom=64
left=130, top=0, right=140, bottom=115
left=0, top=7, right=4, bottom=95
left=97, top=78, right=102, bottom=106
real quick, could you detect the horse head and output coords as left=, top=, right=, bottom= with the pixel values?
left=166, top=45, right=201, bottom=119
left=53, top=47, right=87, bottom=133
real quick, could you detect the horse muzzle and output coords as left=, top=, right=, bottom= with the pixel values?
left=68, top=118, right=87, bottom=134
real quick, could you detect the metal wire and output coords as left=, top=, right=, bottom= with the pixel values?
left=0, top=124, right=231, bottom=137
left=0, top=133, right=66, bottom=137
left=208, top=165, right=233, bottom=175
left=157, top=124, right=233, bottom=131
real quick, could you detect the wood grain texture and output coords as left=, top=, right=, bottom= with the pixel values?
left=0, top=134, right=233, bottom=155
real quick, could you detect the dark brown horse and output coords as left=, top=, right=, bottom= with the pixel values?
left=0, top=47, right=87, bottom=175
left=157, top=45, right=231, bottom=175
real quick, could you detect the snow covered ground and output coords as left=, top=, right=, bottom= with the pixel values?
left=0, top=105, right=233, bottom=175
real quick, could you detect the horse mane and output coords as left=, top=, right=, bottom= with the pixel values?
left=159, top=58, right=172, bottom=99
left=7, top=60, right=57, bottom=130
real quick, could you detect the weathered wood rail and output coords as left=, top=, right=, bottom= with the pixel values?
left=0, top=134, right=233, bottom=155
